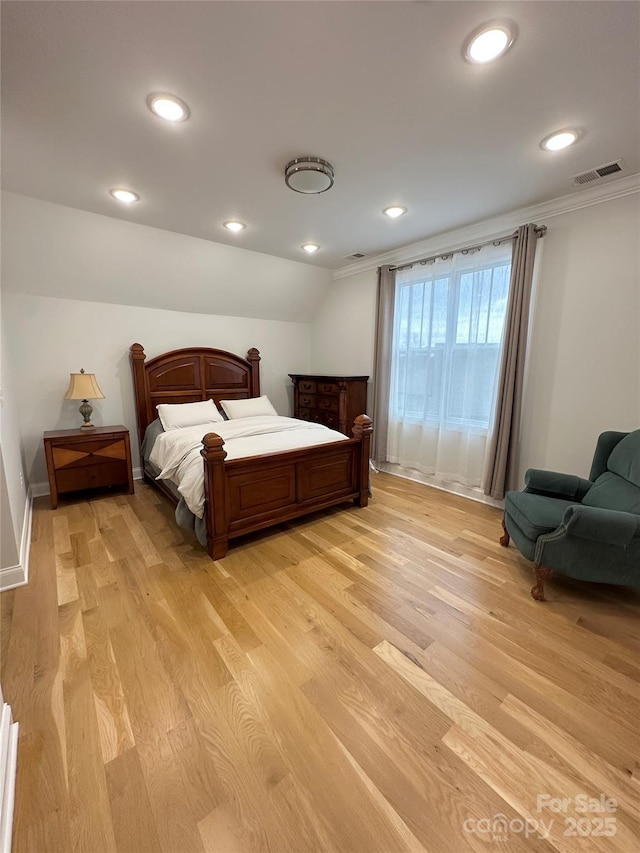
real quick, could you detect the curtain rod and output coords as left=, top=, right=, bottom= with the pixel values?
left=388, top=225, right=547, bottom=272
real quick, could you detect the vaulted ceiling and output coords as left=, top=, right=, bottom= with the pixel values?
left=2, top=1, right=639, bottom=270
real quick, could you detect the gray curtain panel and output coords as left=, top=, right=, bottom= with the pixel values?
left=484, top=223, right=541, bottom=499
left=371, top=265, right=396, bottom=463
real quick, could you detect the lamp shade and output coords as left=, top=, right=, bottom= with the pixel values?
left=64, top=370, right=105, bottom=401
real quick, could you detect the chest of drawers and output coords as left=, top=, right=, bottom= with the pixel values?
left=289, top=374, right=369, bottom=437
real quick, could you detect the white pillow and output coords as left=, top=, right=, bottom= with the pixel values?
left=156, top=399, right=224, bottom=431
left=220, top=395, right=278, bottom=419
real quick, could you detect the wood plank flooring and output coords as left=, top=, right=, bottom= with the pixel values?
left=2, top=473, right=639, bottom=852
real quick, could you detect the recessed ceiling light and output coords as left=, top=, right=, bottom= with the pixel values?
left=223, top=220, right=246, bottom=232
left=146, top=93, right=190, bottom=122
left=464, top=22, right=516, bottom=64
left=301, top=243, right=320, bottom=254
left=541, top=129, right=580, bottom=151
left=383, top=206, right=407, bottom=219
left=109, top=188, right=139, bottom=204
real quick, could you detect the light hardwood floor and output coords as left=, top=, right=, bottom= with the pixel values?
left=1, top=473, right=639, bottom=852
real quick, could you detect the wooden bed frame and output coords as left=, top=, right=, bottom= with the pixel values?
left=130, top=343, right=372, bottom=559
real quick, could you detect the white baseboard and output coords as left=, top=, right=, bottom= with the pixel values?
left=29, top=481, right=49, bottom=498
left=31, top=467, right=143, bottom=500
left=0, top=491, right=32, bottom=591
left=0, top=720, right=19, bottom=853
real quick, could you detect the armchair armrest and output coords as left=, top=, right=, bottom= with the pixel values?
left=524, top=469, right=592, bottom=501
left=562, top=504, right=640, bottom=547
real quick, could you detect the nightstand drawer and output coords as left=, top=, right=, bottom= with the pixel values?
left=52, top=438, right=127, bottom=470
left=318, top=382, right=340, bottom=395
left=298, top=380, right=317, bottom=394
left=56, top=460, right=129, bottom=494
left=299, top=394, right=316, bottom=408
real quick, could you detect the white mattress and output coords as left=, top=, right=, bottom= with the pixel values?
left=149, top=415, right=348, bottom=518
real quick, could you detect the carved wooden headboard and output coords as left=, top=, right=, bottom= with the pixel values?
left=129, top=343, right=261, bottom=446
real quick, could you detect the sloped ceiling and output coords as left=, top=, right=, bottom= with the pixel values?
left=1, top=192, right=332, bottom=322
left=2, top=1, right=639, bottom=272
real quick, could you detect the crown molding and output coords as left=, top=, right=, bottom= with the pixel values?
left=332, top=173, right=640, bottom=280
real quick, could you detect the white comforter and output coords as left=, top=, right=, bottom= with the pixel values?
left=149, top=416, right=348, bottom=518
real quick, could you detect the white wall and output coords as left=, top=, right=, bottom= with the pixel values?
left=520, top=193, right=640, bottom=477
left=310, top=268, right=377, bottom=378
left=2, top=193, right=332, bottom=323
left=0, top=298, right=29, bottom=573
left=3, top=293, right=310, bottom=489
left=310, top=191, right=640, bottom=484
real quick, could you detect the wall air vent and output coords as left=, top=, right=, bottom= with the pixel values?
left=345, top=252, right=367, bottom=259
left=573, top=160, right=623, bottom=185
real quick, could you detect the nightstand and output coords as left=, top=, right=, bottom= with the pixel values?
left=43, top=425, right=134, bottom=509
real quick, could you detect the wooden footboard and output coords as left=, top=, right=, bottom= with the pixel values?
left=201, top=415, right=373, bottom=559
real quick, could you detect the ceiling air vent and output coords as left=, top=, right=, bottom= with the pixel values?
left=345, top=252, right=367, bottom=259
left=573, top=160, right=623, bottom=185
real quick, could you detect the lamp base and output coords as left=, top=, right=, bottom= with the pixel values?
left=79, top=399, right=95, bottom=429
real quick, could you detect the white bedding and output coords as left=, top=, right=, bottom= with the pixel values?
left=149, top=415, right=348, bottom=518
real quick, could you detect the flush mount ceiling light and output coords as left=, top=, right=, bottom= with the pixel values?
left=541, top=129, right=580, bottom=151
left=285, top=157, right=334, bottom=194
left=464, top=22, right=516, bottom=64
left=146, top=92, right=190, bottom=122
left=223, top=220, right=246, bottom=232
left=383, top=206, right=407, bottom=219
left=109, top=188, right=139, bottom=203
left=301, top=243, right=320, bottom=254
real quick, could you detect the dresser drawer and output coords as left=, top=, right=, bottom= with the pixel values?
left=317, top=396, right=339, bottom=412
left=56, top=460, right=129, bottom=494
left=298, top=380, right=317, bottom=394
left=299, top=394, right=316, bottom=408
left=318, top=382, right=340, bottom=395
left=297, top=407, right=312, bottom=421
left=316, top=411, right=339, bottom=430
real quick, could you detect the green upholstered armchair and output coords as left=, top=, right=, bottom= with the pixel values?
left=500, top=430, right=640, bottom=601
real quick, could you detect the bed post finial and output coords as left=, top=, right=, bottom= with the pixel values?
left=246, top=348, right=261, bottom=397
left=130, top=343, right=149, bottom=449
left=353, top=414, right=373, bottom=508
left=201, top=433, right=229, bottom=560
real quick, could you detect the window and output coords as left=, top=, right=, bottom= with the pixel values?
left=391, top=249, right=511, bottom=430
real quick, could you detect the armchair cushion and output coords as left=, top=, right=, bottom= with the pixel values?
left=524, top=468, right=592, bottom=501
left=507, top=492, right=575, bottom=541
left=607, top=429, right=640, bottom=486
left=589, top=431, right=628, bottom=481
left=562, top=504, right=640, bottom=547
left=582, top=472, right=640, bottom=514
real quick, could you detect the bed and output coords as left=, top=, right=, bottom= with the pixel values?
left=130, top=343, right=372, bottom=559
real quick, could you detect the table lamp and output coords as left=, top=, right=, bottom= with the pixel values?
left=64, top=369, right=105, bottom=429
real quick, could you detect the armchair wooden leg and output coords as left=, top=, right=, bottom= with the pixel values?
left=531, top=565, right=552, bottom=601
left=499, top=517, right=510, bottom=547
